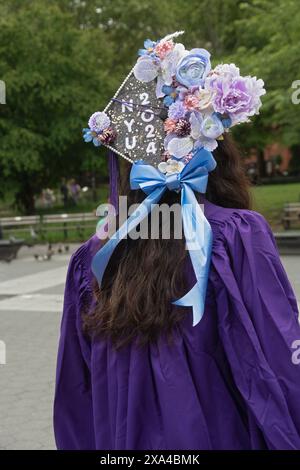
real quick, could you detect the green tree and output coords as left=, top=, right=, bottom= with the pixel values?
left=227, top=0, right=300, bottom=149
left=0, top=0, right=113, bottom=213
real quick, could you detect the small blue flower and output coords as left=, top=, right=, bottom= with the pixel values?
left=215, top=112, right=232, bottom=128
left=82, top=128, right=101, bottom=147
left=162, top=84, right=178, bottom=107
left=138, top=39, right=157, bottom=57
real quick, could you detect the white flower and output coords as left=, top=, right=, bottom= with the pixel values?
left=160, top=43, right=187, bottom=85
left=197, top=89, right=214, bottom=110
left=167, top=136, right=194, bottom=159
left=133, top=56, right=159, bottom=82
left=158, top=159, right=185, bottom=175
left=189, top=111, right=203, bottom=140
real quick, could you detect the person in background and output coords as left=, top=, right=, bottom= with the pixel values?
left=69, top=179, right=81, bottom=206
left=60, top=178, right=69, bottom=208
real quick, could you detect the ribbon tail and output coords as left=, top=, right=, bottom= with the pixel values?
left=173, top=283, right=205, bottom=326
left=92, top=186, right=165, bottom=285
left=173, top=184, right=213, bottom=326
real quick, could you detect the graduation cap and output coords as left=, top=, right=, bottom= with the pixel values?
left=83, top=30, right=265, bottom=170
left=82, top=31, right=188, bottom=167
left=103, top=71, right=167, bottom=166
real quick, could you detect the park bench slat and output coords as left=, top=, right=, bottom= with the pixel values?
left=0, top=212, right=99, bottom=241
left=282, top=202, right=300, bottom=229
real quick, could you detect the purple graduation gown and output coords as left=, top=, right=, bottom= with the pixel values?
left=53, top=199, right=300, bottom=450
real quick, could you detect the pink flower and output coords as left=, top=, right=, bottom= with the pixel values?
left=155, top=40, right=174, bottom=60
left=184, top=93, right=200, bottom=111
left=164, top=118, right=177, bottom=133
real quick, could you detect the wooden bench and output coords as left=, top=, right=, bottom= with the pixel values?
left=0, top=215, right=40, bottom=232
left=282, top=203, right=300, bottom=229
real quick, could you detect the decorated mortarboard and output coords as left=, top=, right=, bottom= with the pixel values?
left=84, top=31, right=266, bottom=326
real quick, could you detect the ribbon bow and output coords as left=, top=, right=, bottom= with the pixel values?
left=92, top=148, right=216, bottom=326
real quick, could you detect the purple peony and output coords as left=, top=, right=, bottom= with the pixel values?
left=206, top=65, right=266, bottom=124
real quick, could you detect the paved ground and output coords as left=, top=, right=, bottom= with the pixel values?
left=0, top=244, right=299, bottom=450
left=0, top=244, right=79, bottom=450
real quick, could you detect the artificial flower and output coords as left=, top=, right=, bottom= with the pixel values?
left=205, top=63, right=240, bottom=87
left=154, top=40, right=174, bottom=60
left=168, top=100, right=187, bottom=120
left=174, top=118, right=191, bottom=137
left=176, top=48, right=211, bottom=88
left=160, top=43, right=187, bottom=86
left=178, top=87, right=213, bottom=113
left=167, top=136, right=194, bottom=159
left=138, top=39, right=157, bottom=57
left=164, top=118, right=177, bottom=134
left=88, top=111, right=110, bottom=133
left=200, top=113, right=224, bottom=140
left=189, top=111, right=203, bottom=140
left=162, top=84, right=178, bottom=107
left=82, top=128, right=101, bottom=147
left=189, top=111, right=219, bottom=152
left=215, top=112, right=232, bottom=128
left=184, top=91, right=201, bottom=111
left=158, top=158, right=185, bottom=175
left=205, top=65, right=266, bottom=124
left=197, top=89, right=214, bottom=110
left=133, top=56, right=159, bottom=83
left=194, top=136, right=219, bottom=152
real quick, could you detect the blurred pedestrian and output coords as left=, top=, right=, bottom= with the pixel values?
left=69, top=179, right=81, bottom=206
left=60, top=178, right=69, bottom=208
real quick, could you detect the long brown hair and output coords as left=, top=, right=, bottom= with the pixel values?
left=83, top=134, right=252, bottom=348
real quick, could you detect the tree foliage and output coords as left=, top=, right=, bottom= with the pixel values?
left=0, top=0, right=299, bottom=212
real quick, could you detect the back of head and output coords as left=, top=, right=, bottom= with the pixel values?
left=83, top=135, right=252, bottom=348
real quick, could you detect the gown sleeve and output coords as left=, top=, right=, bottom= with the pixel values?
left=53, top=247, right=96, bottom=450
left=210, top=209, right=300, bottom=450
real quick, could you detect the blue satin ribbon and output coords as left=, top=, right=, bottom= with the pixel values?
left=92, top=147, right=217, bottom=326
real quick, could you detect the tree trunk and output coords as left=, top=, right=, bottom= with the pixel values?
left=16, top=179, right=36, bottom=215
left=257, top=148, right=266, bottom=179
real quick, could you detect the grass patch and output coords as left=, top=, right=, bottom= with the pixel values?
left=252, top=182, right=300, bottom=230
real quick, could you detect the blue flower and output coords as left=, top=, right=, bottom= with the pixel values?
left=138, top=39, right=157, bottom=58
left=162, top=84, right=178, bottom=107
left=82, top=128, right=101, bottom=147
left=176, top=48, right=211, bottom=88
left=215, top=112, right=232, bottom=129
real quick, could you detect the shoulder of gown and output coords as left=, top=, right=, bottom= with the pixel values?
left=203, top=198, right=299, bottom=318
left=203, top=199, right=300, bottom=449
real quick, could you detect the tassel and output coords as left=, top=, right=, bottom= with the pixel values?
left=108, top=150, right=119, bottom=213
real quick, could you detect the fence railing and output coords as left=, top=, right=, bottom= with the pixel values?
left=0, top=212, right=98, bottom=241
